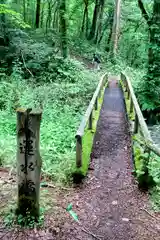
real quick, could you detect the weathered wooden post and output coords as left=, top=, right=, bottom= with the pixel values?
left=16, top=108, right=42, bottom=219
left=76, top=135, right=82, bottom=168
left=134, top=113, right=138, bottom=134
left=95, top=97, right=98, bottom=110
left=88, top=111, right=93, bottom=130
left=127, top=87, right=130, bottom=99
left=130, top=98, right=133, bottom=113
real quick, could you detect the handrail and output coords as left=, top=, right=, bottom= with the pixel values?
left=121, top=72, right=152, bottom=142
left=121, top=72, right=160, bottom=157
left=76, top=73, right=108, bottom=167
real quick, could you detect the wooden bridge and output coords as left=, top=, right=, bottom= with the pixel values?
left=69, top=73, right=160, bottom=240
left=75, top=72, right=160, bottom=180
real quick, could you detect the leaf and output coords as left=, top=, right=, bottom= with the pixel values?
left=66, top=203, right=72, bottom=211
left=66, top=204, right=79, bottom=222
left=68, top=210, right=79, bottom=222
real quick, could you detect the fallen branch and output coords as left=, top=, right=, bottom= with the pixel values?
left=78, top=221, right=103, bottom=240
left=21, top=50, right=34, bottom=78
left=140, top=208, right=160, bottom=221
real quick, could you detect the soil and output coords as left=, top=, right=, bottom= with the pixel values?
left=0, top=77, right=160, bottom=239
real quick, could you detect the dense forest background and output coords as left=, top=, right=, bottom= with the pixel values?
left=1, top=0, right=160, bottom=196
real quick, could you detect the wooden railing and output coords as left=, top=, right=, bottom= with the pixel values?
left=76, top=73, right=108, bottom=168
left=121, top=72, right=160, bottom=157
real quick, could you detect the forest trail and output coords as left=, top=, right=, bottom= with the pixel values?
left=0, top=77, right=160, bottom=240
left=63, top=77, right=160, bottom=240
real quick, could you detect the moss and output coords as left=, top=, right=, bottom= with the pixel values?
left=73, top=84, right=107, bottom=181
left=120, top=80, right=135, bottom=121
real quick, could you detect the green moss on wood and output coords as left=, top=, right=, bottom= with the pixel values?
left=73, top=84, right=107, bottom=180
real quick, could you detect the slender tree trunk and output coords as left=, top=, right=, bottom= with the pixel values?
left=81, top=8, right=86, bottom=33
left=95, top=0, right=105, bottom=44
left=105, top=12, right=114, bottom=50
left=46, top=1, right=52, bottom=33
left=88, top=0, right=100, bottom=40
left=35, top=0, right=41, bottom=28
left=40, top=3, right=44, bottom=28
left=53, top=7, right=59, bottom=29
left=59, top=0, right=68, bottom=58
left=85, top=6, right=89, bottom=37
left=148, top=0, right=160, bottom=80
left=23, top=0, right=26, bottom=22
left=81, top=0, right=89, bottom=38
left=111, top=0, right=121, bottom=56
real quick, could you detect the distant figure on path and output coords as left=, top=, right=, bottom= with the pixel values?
left=92, top=53, right=101, bottom=70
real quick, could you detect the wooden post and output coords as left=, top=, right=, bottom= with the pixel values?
left=130, top=98, right=133, bottom=113
left=76, top=135, right=82, bottom=168
left=88, top=111, right=93, bottom=130
left=134, top=113, right=138, bottom=134
left=16, top=108, right=42, bottom=219
left=99, top=89, right=102, bottom=99
left=124, top=81, right=127, bottom=92
left=95, top=97, right=98, bottom=110
left=127, top=89, right=130, bottom=99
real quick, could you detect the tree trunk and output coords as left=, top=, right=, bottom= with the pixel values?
left=137, top=0, right=160, bottom=113
left=111, top=0, right=121, bottom=56
left=59, top=0, right=68, bottom=58
left=81, top=8, right=86, bottom=33
left=53, top=6, right=59, bottom=30
left=148, top=0, right=160, bottom=80
left=46, top=1, right=52, bottom=32
left=88, top=0, right=100, bottom=40
left=35, top=0, right=41, bottom=28
left=23, top=0, right=26, bottom=22
left=85, top=6, right=89, bottom=37
left=95, top=0, right=105, bottom=44
left=0, top=0, right=7, bottom=45
left=40, top=3, right=44, bottom=28
left=105, top=12, right=114, bottom=50
left=81, top=0, right=89, bottom=38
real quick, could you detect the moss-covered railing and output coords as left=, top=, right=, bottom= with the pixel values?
left=121, top=72, right=160, bottom=189
left=75, top=73, right=108, bottom=178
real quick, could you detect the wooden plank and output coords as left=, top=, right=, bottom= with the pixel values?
left=121, top=72, right=152, bottom=142
left=76, top=73, right=108, bottom=137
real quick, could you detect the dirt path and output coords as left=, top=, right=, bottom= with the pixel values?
left=0, top=77, right=160, bottom=239
left=63, top=77, right=160, bottom=240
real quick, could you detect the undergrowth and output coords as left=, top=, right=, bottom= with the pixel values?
left=0, top=57, right=101, bottom=184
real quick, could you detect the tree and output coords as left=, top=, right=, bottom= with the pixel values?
left=88, top=0, right=101, bottom=40
left=111, top=0, right=121, bottom=56
left=35, top=0, right=41, bottom=28
left=138, top=0, right=160, bottom=110
left=59, top=0, right=68, bottom=58
left=81, top=0, right=89, bottom=37
left=94, top=0, right=105, bottom=44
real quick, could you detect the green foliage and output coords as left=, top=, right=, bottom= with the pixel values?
left=4, top=207, right=45, bottom=228
left=133, top=142, right=155, bottom=190
left=0, top=4, right=30, bottom=28
left=0, top=58, right=99, bottom=184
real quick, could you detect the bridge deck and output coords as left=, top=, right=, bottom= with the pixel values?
left=67, top=77, right=158, bottom=240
